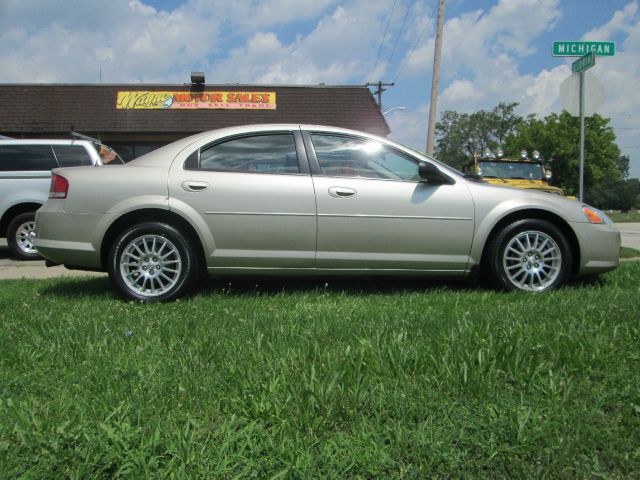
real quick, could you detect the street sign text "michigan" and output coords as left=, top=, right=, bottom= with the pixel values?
left=552, top=41, right=615, bottom=57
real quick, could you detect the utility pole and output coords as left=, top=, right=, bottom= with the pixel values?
left=426, top=0, right=446, bottom=156
left=366, top=81, right=394, bottom=112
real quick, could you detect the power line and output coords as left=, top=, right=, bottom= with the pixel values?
left=366, top=81, right=395, bottom=111
left=392, top=12, right=432, bottom=83
left=370, top=0, right=398, bottom=80
left=386, top=0, right=415, bottom=69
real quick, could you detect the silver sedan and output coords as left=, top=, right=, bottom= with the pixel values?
left=35, top=124, right=620, bottom=302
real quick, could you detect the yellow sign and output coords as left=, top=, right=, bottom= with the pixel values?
left=116, top=91, right=276, bottom=110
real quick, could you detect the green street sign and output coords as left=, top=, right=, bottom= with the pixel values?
left=553, top=41, right=615, bottom=57
left=572, top=51, right=595, bottom=73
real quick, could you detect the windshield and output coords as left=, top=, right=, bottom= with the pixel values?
left=478, top=160, right=544, bottom=180
left=94, top=142, right=125, bottom=165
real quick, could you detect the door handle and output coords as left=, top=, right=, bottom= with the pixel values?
left=181, top=181, right=210, bottom=192
left=328, top=186, right=357, bottom=198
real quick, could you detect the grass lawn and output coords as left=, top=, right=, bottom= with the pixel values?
left=1, top=264, right=639, bottom=478
left=621, top=246, right=640, bottom=258
left=609, top=210, right=640, bottom=223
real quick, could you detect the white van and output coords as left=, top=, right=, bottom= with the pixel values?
left=0, top=139, right=124, bottom=259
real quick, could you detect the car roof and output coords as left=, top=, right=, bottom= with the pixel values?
left=128, top=123, right=462, bottom=175
left=129, top=124, right=414, bottom=168
left=127, top=124, right=375, bottom=166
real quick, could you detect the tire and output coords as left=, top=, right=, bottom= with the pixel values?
left=7, top=212, right=41, bottom=260
left=486, top=219, right=572, bottom=292
left=108, top=222, right=200, bottom=302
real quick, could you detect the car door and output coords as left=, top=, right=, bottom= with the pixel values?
left=168, top=130, right=317, bottom=269
left=304, top=132, right=475, bottom=272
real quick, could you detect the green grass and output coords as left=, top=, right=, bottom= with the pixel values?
left=608, top=210, right=640, bottom=223
left=621, top=246, right=640, bottom=258
left=1, top=266, right=639, bottom=478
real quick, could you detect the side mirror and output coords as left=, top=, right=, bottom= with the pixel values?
left=418, top=162, right=449, bottom=184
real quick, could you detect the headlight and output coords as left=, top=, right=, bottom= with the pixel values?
left=582, top=205, right=607, bottom=224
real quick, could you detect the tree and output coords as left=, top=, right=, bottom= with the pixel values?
left=434, top=102, right=522, bottom=170
left=589, top=178, right=640, bottom=211
left=616, top=154, right=631, bottom=178
left=504, top=111, right=625, bottom=197
left=435, top=102, right=628, bottom=205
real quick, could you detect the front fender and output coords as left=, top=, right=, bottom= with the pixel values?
left=468, top=192, right=584, bottom=266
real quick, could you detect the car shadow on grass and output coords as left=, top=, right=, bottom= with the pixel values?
left=40, top=276, right=115, bottom=299
left=39, top=274, right=474, bottom=300
left=196, top=275, right=476, bottom=297
left=38, top=272, right=616, bottom=301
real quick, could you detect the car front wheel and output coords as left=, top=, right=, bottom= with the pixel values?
left=487, top=219, right=572, bottom=292
left=7, top=212, right=41, bottom=260
left=108, top=223, right=199, bottom=302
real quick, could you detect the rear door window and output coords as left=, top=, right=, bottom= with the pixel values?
left=0, top=145, right=57, bottom=171
left=187, top=134, right=299, bottom=174
left=52, top=145, right=93, bottom=167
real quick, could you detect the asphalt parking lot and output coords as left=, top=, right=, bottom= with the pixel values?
left=617, top=222, right=640, bottom=250
left=1, top=223, right=639, bottom=280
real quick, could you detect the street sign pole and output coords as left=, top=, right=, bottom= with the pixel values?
left=579, top=71, right=585, bottom=202
left=571, top=51, right=595, bottom=202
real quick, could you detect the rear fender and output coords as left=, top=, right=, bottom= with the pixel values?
left=167, top=197, right=216, bottom=259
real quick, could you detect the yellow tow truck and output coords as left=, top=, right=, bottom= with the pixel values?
left=465, top=148, right=565, bottom=196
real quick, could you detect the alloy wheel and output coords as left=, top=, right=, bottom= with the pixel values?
left=15, top=220, right=37, bottom=255
left=502, top=230, right=562, bottom=291
left=120, top=234, right=183, bottom=297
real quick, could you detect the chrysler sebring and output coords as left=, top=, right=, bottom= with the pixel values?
left=35, top=125, right=620, bottom=302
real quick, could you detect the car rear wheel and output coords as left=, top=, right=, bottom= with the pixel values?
left=108, top=223, right=199, bottom=302
left=487, top=219, right=572, bottom=292
left=7, top=212, right=41, bottom=260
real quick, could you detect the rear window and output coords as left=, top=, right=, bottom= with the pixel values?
left=52, top=145, right=93, bottom=167
left=0, top=145, right=57, bottom=171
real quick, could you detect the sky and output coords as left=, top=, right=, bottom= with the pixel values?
left=1, top=0, right=639, bottom=177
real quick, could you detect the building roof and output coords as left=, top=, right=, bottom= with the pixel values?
left=0, top=84, right=390, bottom=137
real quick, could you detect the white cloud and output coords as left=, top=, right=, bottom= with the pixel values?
left=0, top=0, right=222, bottom=83
left=0, top=0, right=344, bottom=83
left=400, top=0, right=561, bottom=80
left=523, top=65, right=570, bottom=114
left=385, top=103, right=429, bottom=152
left=582, top=1, right=638, bottom=41
left=210, top=0, right=392, bottom=84
left=1, top=0, right=639, bottom=176
left=388, top=1, right=640, bottom=177
left=584, top=1, right=640, bottom=177
left=389, top=0, right=565, bottom=150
